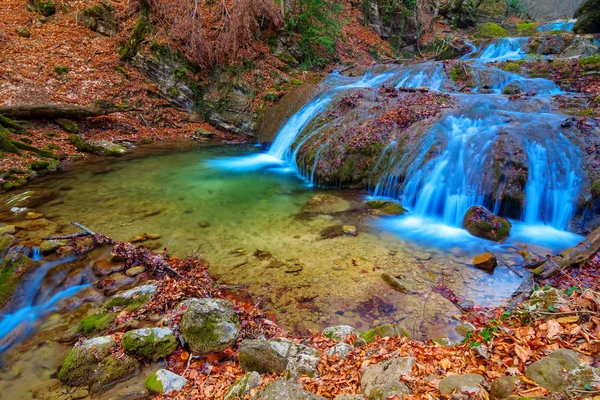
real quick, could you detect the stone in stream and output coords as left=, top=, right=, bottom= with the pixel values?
left=252, top=379, right=326, bottom=400
left=472, top=252, right=497, bottom=273
left=238, top=338, right=319, bottom=374
left=121, top=327, right=177, bottom=360
left=25, top=211, right=44, bottom=220
left=361, top=357, right=414, bottom=399
left=92, top=259, right=125, bottom=276
left=302, top=194, right=352, bottom=214
left=0, top=251, right=35, bottom=308
left=39, top=239, right=62, bottom=255
left=381, top=273, right=417, bottom=294
left=366, top=200, right=407, bottom=216
left=323, top=325, right=359, bottom=342
left=69, top=135, right=127, bottom=156
left=95, top=273, right=135, bottom=295
left=560, top=37, right=599, bottom=58
left=225, top=371, right=262, bottom=399
left=438, top=373, right=484, bottom=395
left=360, top=324, right=410, bottom=343
left=181, top=298, right=240, bottom=354
left=343, top=225, right=357, bottom=236
left=145, top=369, right=188, bottom=395
left=125, top=266, right=146, bottom=277
left=58, top=336, right=140, bottom=393
left=463, top=206, right=511, bottom=241
left=0, top=225, right=16, bottom=235
left=516, top=249, right=546, bottom=269
left=2, top=189, right=57, bottom=210
left=0, top=235, right=14, bottom=254
left=112, top=283, right=158, bottom=300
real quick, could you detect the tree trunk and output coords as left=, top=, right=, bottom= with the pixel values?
left=0, top=103, right=138, bottom=120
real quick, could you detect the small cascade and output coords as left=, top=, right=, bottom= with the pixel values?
left=538, top=20, right=575, bottom=32
left=462, top=37, right=528, bottom=63
left=394, top=63, right=446, bottom=91
left=0, top=256, right=89, bottom=354
left=30, top=247, right=41, bottom=261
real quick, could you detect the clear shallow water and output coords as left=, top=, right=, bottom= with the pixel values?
left=4, top=145, right=540, bottom=338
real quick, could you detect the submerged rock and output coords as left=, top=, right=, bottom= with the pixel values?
left=472, top=252, right=498, bottom=273
left=92, top=259, right=125, bottom=276
left=225, top=371, right=262, bottom=399
left=181, top=298, right=239, bottom=354
left=145, top=369, right=188, bottom=395
left=361, top=357, right=414, bottom=399
left=381, top=273, right=417, bottom=294
left=252, top=379, right=326, bottom=400
left=3, top=189, right=57, bottom=209
left=122, top=327, right=177, bottom=360
left=342, top=225, right=357, bottom=236
left=463, top=206, right=511, bottom=241
left=361, top=324, right=410, bottom=343
left=302, top=194, right=352, bottom=214
left=58, top=336, right=140, bottom=393
left=438, top=373, right=484, bottom=395
left=367, top=200, right=407, bottom=216
left=95, top=272, right=135, bottom=295
left=238, top=338, right=319, bottom=374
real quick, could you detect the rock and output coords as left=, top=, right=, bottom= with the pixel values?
left=537, top=34, right=572, bottom=55
left=125, top=266, right=146, bottom=277
left=463, top=206, right=511, bottom=241
left=129, top=233, right=147, bottom=243
left=77, top=2, right=119, bottom=36
left=334, top=396, right=365, bottom=400
left=145, top=369, right=188, bottom=395
left=0, top=235, right=14, bottom=254
left=39, top=240, right=62, bottom=255
left=342, top=225, right=357, bottom=236
left=55, top=118, right=79, bottom=133
left=538, top=225, right=600, bottom=278
left=122, top=327, right=177, bottom=360
left=15, top=26, right=31, bottom=38
left=92, top=259, right=125, bottom=276
left=473, top=23, right=509, bottom=38
left=286, top=353, right=320, bottom=378
left=491, top=376, right=517, bottom=399
left=0, top=225, right=16, bottom=235
left=285, top=260, right=304, bottom=273
left=25, top=211, right=44, bottom=219
left=146, top=233, right=161, bottom=240
left=252, top=379, right=326, bottom=400
left=472, top=252, right=498, bottom=273
left=58, top=336, right=140, bottom=393
left=112, top=283, right=158, bottom=300
left=69, top=134, right=127, bottom=156
left=438, top=373, right=484, bottom=395
left=238, top=338, right=319, bottom=374
left=225, top=371, right=262, bottom=399
left=326, top=342, right=353, bottom=360
left=319, top=225, right=345, bottom=239
left=323, top=325, right=359, bottom=342
left=198, top=221, right=211, bottom=228
left=361, top=357, right=414, bottom=399
left=302, top=194, right=352, bottom=214
left=366, top=200, right=406, bottom=216
left=573, top=0, right=600, bottom=34
left=181, top=298, right=240, bottom=354
left=27, top=0, right=56, bottom=16
left=502, top=81, right=524, bottom=95
left=560, top=37, right=599, bottom=58
left=95, top=273, right=135, bottom=295
left=3, top=189, right=57, bottom=209
left=77, top=311, right=117, bottom=335
left=517, top=249, right=546, bottom=269
left=0, top=252, right=35, bottom=308
left=525, top=348, right=580, bottom=393
left=455, top=322, right=475, bottom=337
left=361, top=324, right=410, bottom=343
left=381, top=273, right=417, bottom=294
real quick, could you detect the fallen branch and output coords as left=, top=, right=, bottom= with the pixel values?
left=0, top=102, right=140, bottom=120
left=43, top=221, right=95, bottom=240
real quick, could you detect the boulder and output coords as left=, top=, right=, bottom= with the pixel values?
left=472, top=252, right=498, bottom=273
left=537, top=34, right=572, bottom=55
left=361, top=324, right=410, bottom=343
left=0, top=252, right=35, bottom=308
left=55, top=118, right=79, bottom=133
left=323, top=325, right=359, bottom=342
left=463, top=206, right=511, bottom=241
left=342, top=225, right=357, bottom=236
left=573, top=0, right=600, bottom=34
left=560, top=37, right=599, bottom=58
left=92, top=259, right=125, bottom=276
left=225, top=371, right=262, bottom=400
left=361, top=357, right=414, bottom=400
left=326, top=343, right=353, bottom=360
left=525, top=348, right=580, bottom=393
left=69, top=134, right=126, bottom=156
left=472, top=23, right=509, bottom=38
left=491, top=376, right=517, bottom=399
left=39, top=240, right=62, bottom=255
left=77, top=2, right=119, bottom=36
left=286, top=353, right=320, bottom=378
left=502, top=81, right=525, bottom=95
left=181, top=298, right=240, bottom=354
left=112, top=283, right=158, bottom=300
left=252, top=379, right=326, bottom=400
left=302, top=195, right=352, bottom=214
left=125, top=266, right=146, bottom=277
left=238, top=338, right=319, bottom=374
left=58, top=336, right=140, bottom=393
left=122, top=327, right=177, bottom=360
left=438, top=373, right=484, bottom=395
left=145, top=369, right=188, bottom=395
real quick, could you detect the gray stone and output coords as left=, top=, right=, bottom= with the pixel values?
left=181, top=298, right=240, bottom=354
left=239, top=338, right=319, bottom=374
left=326, top=343, right=354, bottom=360
left=77, top=2, right=119, bottom=36
left=525, top=348, right=580, bottom=393
left=122, top=327, right=177, bottom=360
left=145, top=369, right=188, bottom=395
left=252, top=379, right=326, bottom=400
left=361, top=357, right=414, bottom=400
left=334, top=396, right=366, bottom=400
left=521, top=0, right=582, bottom=20
left=113, top=284, right=158, bottom=299
left=438, top=374, right=484, bottom=395
left=286, top=353, right=320, bottom=378
left=225, top=371, right=262, bottom=399
left=323, top=325, right=359, bottom=342
left=560, top=37, right=598, bottom=58
left=491, top=376, right=517, bottom=399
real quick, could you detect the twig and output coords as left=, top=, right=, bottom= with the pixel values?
left=72, top=221, right=95, bottom=235
left=485, top=248, right=523, bottom=278
left=42, top=231, right=89, bottom=240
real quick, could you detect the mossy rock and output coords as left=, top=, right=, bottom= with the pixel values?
left=180, top=298, right=240, bottom=354
left=55, top=118, right=79, bottom=133
left=145, top=369, right=188, bottom=395
left=473, top=23, right=509, bottom=38
left=225, top=371, right=262, bottom=400
left=77, top=2, right=119, bottom=36
left=69, top=134, right=126, bottom=156
left=104, top=293, right=150, bottom=312
left=463, top=206, right=511, bottom=241
left=361, top=324, right=410, bottom=343
left=27, top=0, right=56, bottom=16
left=0, top=252, right=35, bottom=308
left=525, top=349, right=581, bottom=393
left=500, top=62, right=521, bottom=73
left=58, top=336, right=140, bottom=393
left=573, top=0, right=600, bottom=34
left=122, top=327, right=177, bottom=360
left=77, top=311, right=117, bottom=336
left=517, top=22, right=539, bottom=36
left=238, top=338, right=319, bottom=374
left=367, top=200, right=406, bottom=216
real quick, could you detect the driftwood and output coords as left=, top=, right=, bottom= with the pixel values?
left=397, top=86, right=430, bottom=93
left=0, top=103, right=139, bottom=120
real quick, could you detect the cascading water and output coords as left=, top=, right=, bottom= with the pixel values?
left=538, top=20, right=575, bottom=32
left=462, top=37, right=529, bottom=63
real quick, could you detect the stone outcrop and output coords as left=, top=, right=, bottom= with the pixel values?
left=521, top=0, right=582, bottom=21
left=361, top=357, right=414, bottom=399
left=573, top=0, right=600, bottom=33
left=77, top=2, right=119, bottom=36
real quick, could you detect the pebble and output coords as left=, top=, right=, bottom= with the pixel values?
left=25, top=211, right=44, bottom=220
left=343, top=225, right=357, bottom=236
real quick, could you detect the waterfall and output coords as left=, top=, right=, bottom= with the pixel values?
left=538, top=20, right=575, bottom=32
left=462, top=37, right=529, bottom=63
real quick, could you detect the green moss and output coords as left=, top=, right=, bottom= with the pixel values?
left=145, top=371, right=164, bottom=394
left=55, top=118, right=79, bottom=133
left=141, top=138, right=153, bottom=144
left=361, top=324, right=410, bottom=343
left=473, top=23, right=509, bottom=38
left=11, top=140, right=57, bottom=158
left=517, top=22, right=538, bottom=36
left=54, top=66, right=68, bottom=75
left=264, top=92, right=280, bottom=102
left=104, top=294, right=149, bottom=312
left=77, top=312, right=117, bottom=335
left=578, top=108, right=596, bottom=117
left=93, top=355, right=138, bottom=392
left=122, top=328, right=177, bottom=360
left=580, top=55, right=600, bottom=66
left=2, top=182, right=15, bottom=191
left=500, top=62, right=521, bottom=73
left=591, top=182, right=600, bottom=197
left=120, top=4, right=150, bottom=61
left=0, top=254, right=35, bottom=308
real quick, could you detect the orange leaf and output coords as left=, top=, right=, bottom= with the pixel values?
left=181, top=351, right=190, bottom=361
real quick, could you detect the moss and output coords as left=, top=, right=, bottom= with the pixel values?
left=0, top=126, right=23, bottom=156
left=579, top=55, right=600, bottom=66
left=140, top=138, right=153, bottom=144
left=77, top=312, right=117, bottom=335
left=361, top=324, right=410, bottom=343
left=517, top=22, right=539, bottom=36
left=55, top=118, right=79, bottom=133
left=2, top=182, right=15, bottom=191
left=473, top=23, right=509, bottom=38
left=92, top=355, right=138, bottom=393
left=500, top=62, right=521, bottom=73
left=591, top=182, right=600, bottom=197
left=578, top=108, right=596, bottom=117
left=11, top=140, right=57, bottom=158
left=0, top=254, right=35, bottom=308
left=104, top=294, right=149, bottom=312
left=145, top=371, right=164, bottom=394
left=54, top=66, right=68, bottom=75
left=122, top=328, right=177, bottom=360
left=120, top=3, right=150, bottom=61
left=264, top=92, right=280, bottom=102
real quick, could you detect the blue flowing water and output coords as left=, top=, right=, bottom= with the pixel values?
left=462, top=37, right=529, bottom=63
left=538, top=20, right=575, bottom=32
